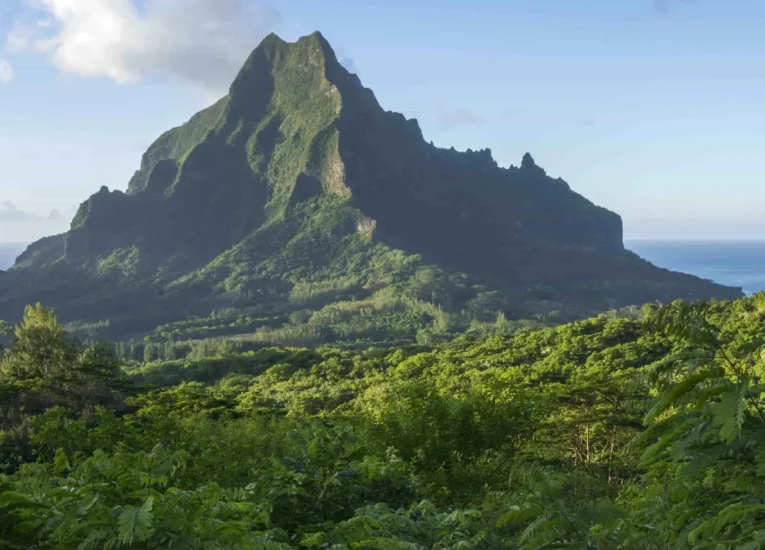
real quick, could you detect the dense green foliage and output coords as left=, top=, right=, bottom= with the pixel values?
left=0, top=32, right=740, bottom=344
left=3, top=294, right=765, bottom=548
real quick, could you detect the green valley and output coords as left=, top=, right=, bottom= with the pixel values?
left=2, top=295, right=765, bottom=548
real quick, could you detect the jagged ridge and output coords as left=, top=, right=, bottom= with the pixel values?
left=0, top=32, right=742, bottom=342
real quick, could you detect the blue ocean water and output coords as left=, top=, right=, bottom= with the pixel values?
left=627, top=240, right=765, bottom=296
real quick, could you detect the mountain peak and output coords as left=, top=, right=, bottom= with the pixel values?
left=260, top=32, right=286, bottom=44
left=519, top=152, right=549, bottom=179
left=231, top=31, right=344, bottom=94
left=247, top=31, right=338, bottom=65
left=301, top=30, right=330, bottom=45
left=304, top=31, right=343, bottom=70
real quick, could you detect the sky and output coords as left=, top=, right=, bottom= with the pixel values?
left=0, top=0, right=764, bottom=243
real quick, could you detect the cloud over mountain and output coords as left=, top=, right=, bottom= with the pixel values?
left=7, top=0, right=280, bottom=94
left=0, top=202, right=36, bottom=222
left=435, top=108, right=484, bottom=130
left=0, top=202, right=79, bottom=243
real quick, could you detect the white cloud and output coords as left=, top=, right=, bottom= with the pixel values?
left=7, top=22, right=31, bottom=52
left=435, top=108, right=484, bottom=130
left=0, top=201, right=77, bottom=223
left=0, top=58, right=13, bottom=83
left=0, top=202, right=37, bottom=222
left=333, top=45, right=359, bottom=75
left=340, top=57, right=358, bottom=74
left=8, top=0, right=280, bottom=94
left=0, top=203, right=78, bottom=243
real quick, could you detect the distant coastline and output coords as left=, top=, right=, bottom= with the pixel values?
left=627, top=240, right=765, bottom=296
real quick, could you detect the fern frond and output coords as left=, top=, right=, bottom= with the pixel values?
left=713, top=379, right=750, bottom=444
left=496, top=503, right=544, bottom=528
left=645, top=371, right=716, bottom=424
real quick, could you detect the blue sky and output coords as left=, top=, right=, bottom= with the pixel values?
left=0, top=0, right=763, bottom=243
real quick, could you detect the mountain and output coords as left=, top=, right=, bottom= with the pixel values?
left=0, top=32, right=742, bottom=344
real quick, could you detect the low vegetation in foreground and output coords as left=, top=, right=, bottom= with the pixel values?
left=2, top=295, right=765, bottom=549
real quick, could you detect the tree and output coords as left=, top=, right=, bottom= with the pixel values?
left=1, top=304, right=79, bottom=380
left=0, top=320, right=12, bottom=354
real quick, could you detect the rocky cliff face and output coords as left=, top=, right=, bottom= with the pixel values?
left=0, top=32, right=742, bottom=338
left=70, top=32, right=624, bottom=270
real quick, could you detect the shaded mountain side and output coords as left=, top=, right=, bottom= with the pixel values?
left=0, top=32, right=742, bottom=342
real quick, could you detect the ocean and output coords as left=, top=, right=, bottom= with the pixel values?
left=627, top=240, right=765, bottom=296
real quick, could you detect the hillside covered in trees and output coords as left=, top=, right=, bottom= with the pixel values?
left=0, top=32, right=741, bottom=345
left=2, top=294, right=765, bottom=548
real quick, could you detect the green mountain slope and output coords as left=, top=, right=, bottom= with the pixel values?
left=0, top=32, right=741, bottom=343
